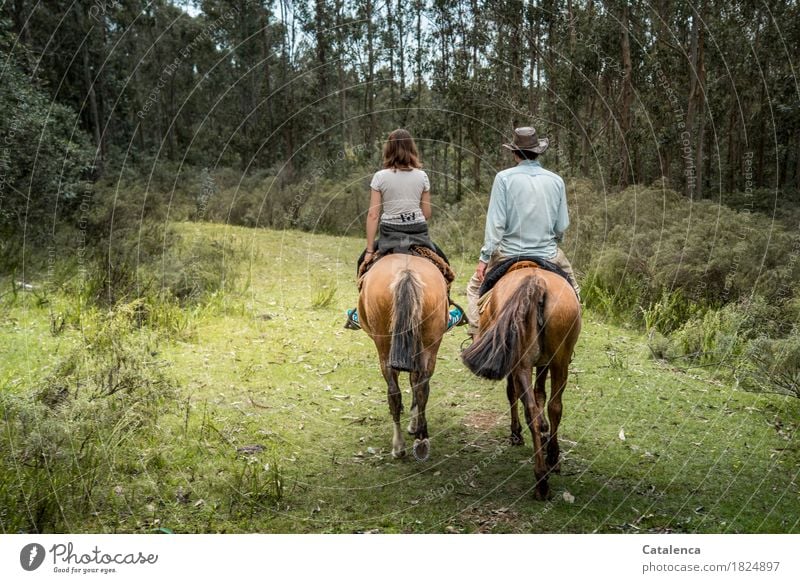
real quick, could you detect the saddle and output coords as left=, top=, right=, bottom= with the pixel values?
left=478, top=256, right=571, bottom=297
left=476, top=256, right=573, bottom=319
left=357, top=246, right=456, bottom=292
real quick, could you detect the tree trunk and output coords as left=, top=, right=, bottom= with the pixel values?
left=280, top=0, right=294, bottom=175
left=416, top=0, right=423, bottom=110
left=443, top=141, right=449, bottom=200
left=366, top=0, right=376, bottom=146
left=694, top=5, right=706, bottom=198
left=261, top=7, right=274, bottom=139
left=456, top=122, right=463, bottom=202
left=619, top=2, right=633, bottom=187
left=567, top=0, right=576, bottom=51
left=535, top=11, right=541, bottom=117
left=726, top=107, right=736, bottom=192
left=527, top=3, right=537, bottom=115
left=547, top=8, right=558, bottom=157
left=335, top=0, right=348, bottom=147
left=79, top=14, right=104, bottom=173
left=387, top=1, right=395, bottom=109
left=472, top=136, right=482, bottom=191
left=581, top=93, right=596, bottom=175
left=397, top=0, right=406, bottom=94
left=779, top=137, right=789, bottom=187
left=795, top=129, right=800, bottom=190
left=686, top=10, right=699, bottom=197
left=756, top=78, right=766, bottom=187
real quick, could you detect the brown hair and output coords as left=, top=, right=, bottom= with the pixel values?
left=513, top=149, right=539, bottom=161
left=382, top=129, right=422, bottom=170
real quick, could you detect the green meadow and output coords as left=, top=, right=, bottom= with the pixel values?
left=1, top=224, right=798, bottom=533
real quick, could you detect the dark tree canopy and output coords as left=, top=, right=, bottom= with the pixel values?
left=2, top=0, right=798, bottom=209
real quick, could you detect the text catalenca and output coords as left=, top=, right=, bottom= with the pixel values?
left=642, top=545, right=700, bottom=555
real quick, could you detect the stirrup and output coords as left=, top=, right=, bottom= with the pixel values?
left=345, top=308, right=361, bottom=330
left=446, top=306, right=466, bottom=331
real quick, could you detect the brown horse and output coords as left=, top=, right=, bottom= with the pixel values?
left=358, top=253, right=449, bottom=460
left=462, top=265, right=581, bottom=500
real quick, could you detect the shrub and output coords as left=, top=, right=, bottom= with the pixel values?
left=581, top=248, right=648, bottom=323
left=641, top=289, right=701, bottom=336
left=310, top=278, right=337, bottom=309
left=739, top=333, right=800, bottom=398
left=0, top=305, right=178, bottom=533
left=0, top=24, right=93, bottom=248
left=429, top=195, right=487, bottom=259
left=156, top=235, right=241, bottom=302
left=564, top=182, right=799, bottom=390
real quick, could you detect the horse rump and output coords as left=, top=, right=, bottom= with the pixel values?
left=462, top=274, right=542, bottom=380
left=389, top=269, right=423, bottom=372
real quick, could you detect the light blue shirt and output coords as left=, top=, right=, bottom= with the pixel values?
left=479, top=160, right=569, bottom=263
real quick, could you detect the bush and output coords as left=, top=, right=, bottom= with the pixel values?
left=0, top=304, right=178, bottom=533
left=156, top=234, right=241, bottom=302
left=429, top=195, right=488, bottom=259
left=641, top=289, right=701, bottom=336
left=0, top=24, right=93, bottom=249
left=581, top=249, right=648, bottom=323
left=739, top=333, right=800, bottom=398
left=567, top=184, right=800, bottom=310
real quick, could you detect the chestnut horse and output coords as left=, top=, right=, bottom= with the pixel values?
left=462, top=265, right=581, bottom=499
left=358, top=253, right=448, bottom=461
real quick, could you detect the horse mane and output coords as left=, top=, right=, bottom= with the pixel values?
left=389, top=269, right=424, bottom=372
left=462, top=273, right=544, bottom=380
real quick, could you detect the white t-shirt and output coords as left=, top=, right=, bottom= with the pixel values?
left=370, top=168, right=430, bottom=225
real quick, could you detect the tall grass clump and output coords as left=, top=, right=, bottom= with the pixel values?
left=223, top=449, right=287, bottom=520
left=310, top=278, right=337, bottom=309
left=0, top=304, right=179, bottom=533
left=739, top=333, right=800, bottom=398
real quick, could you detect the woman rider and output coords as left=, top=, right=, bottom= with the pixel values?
left=345, top=129, right=463, bottom=329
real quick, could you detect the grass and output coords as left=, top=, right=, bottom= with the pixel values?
left=1, top=223, right=799, bottom=533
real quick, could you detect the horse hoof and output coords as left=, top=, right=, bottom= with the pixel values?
left=533, top=483, right=551, bottom=501
left=509, top=433, right=524, bottom=446
left=392, top=448, right=407, bottom=459
left=412, top=438, right=430, bottom=461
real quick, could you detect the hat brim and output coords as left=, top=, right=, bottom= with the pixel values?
left=502, top=137, right=549, bottom=154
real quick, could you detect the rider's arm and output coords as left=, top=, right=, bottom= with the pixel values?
left=554, top=177, right=569, bottom=240
left=479, top=174, right=507, bottom=263
left=366, top=188, right=381, bottom=254
left=420, top=188, right=431, bottom=221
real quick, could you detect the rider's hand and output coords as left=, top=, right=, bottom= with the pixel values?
left=475, top=260, right=487, bottom=282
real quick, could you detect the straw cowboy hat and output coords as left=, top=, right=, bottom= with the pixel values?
left=502, top=126, right=549, bottom=154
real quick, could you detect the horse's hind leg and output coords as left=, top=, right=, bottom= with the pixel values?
left=410, top=370, right=431, bottom=461
left=517, top=368, right=550, bottom=500
left=381, top=361, right=405, bottom=458
left=546, top=362, right=568, bottom=473
left=506, top=376, right=523, bottom=446
left=535, top=366, right=550, bottom=436
left=407, top=393, right=418, bottom=435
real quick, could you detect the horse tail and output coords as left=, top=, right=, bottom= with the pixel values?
left=389, top=269, right=424, bottom=373
left=462, top=274, right=544, bottom=380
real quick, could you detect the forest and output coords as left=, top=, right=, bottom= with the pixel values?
left=3, top=0, right=797, bottom=380
left=3, top=0, right=799, bottom=205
